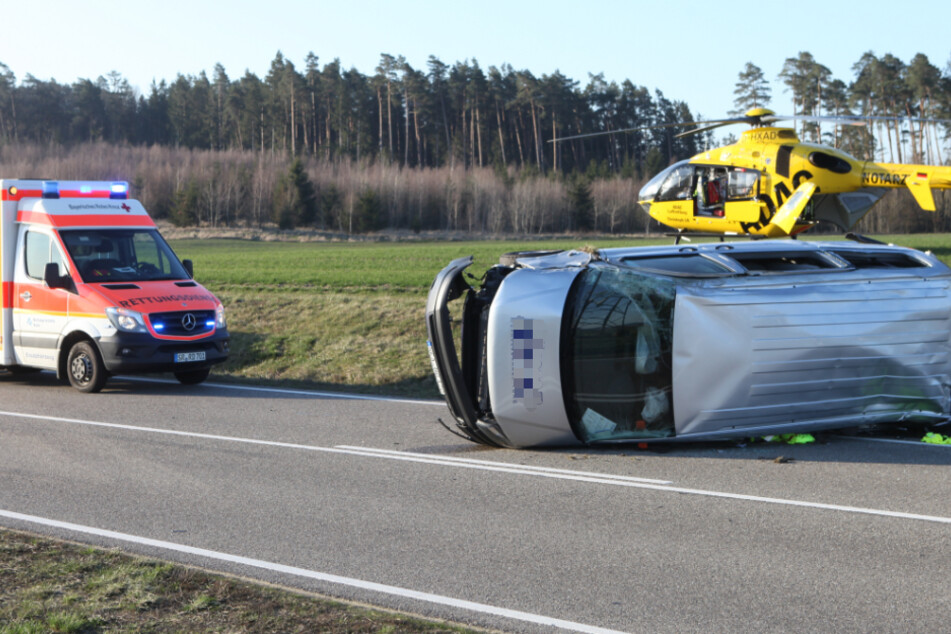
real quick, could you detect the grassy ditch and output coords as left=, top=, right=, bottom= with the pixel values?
left=170, top=236, right=653, bottom=397
left=171, top=233, right=951, bottom=398
left=0, top=529, right=474, bottom=633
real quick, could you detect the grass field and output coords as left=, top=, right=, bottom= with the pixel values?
left=168, top=233, right=951, bottom=397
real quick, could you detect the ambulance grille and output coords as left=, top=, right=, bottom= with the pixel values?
left=148, top=310, right=216, bottom=336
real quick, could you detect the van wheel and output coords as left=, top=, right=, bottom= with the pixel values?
left=174, top=368, right=210, bottom=385
left=67, top=341, right=107, bottom=393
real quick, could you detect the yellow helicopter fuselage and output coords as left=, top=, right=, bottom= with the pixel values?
left=640, top=126, right=951, bottom=238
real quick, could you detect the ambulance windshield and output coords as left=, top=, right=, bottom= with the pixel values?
left=60, top=229, right=189, bottom=283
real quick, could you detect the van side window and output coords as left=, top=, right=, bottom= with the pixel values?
left=25, top=231, right=65, bottom=280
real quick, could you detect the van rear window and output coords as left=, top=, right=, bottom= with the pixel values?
left=828, top=249, right=929, bottom=269
left=728, top=251, right=843, bottom=272
left=620, top=254, right=732, bottom=277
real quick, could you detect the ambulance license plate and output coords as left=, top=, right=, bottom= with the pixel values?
left=175, top=351, right=206, bottom=363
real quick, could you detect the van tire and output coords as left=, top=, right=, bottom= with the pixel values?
left=67, top=341, right=107, bottom=393
left=174, top=368, right=210, bottom=385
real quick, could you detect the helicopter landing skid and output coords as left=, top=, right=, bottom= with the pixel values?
left=845, top=232, right=886, bottom=245
left=665, top=231, right=766, bottom=245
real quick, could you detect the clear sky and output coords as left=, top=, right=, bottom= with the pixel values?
left=2, top=0, right=949, bottom=123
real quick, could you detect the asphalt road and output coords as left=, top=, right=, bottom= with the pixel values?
left=1, top=372, right=950, bottom=633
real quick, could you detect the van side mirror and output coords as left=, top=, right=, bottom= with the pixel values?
left=44, top=262, right=70, bottom=289
left=183, top=259, right=194, bottom=278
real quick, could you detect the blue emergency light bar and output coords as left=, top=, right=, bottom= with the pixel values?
left=39, top=181, right=129, bottom=200
left=42, top=181, right=60, bottom=199
left=110, top=182, right=128, bottom=199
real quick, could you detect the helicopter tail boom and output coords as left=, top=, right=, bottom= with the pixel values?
left=862, top=164, right=951, bottom=212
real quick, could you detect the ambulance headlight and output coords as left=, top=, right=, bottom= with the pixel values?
left=215, top=304, right=227, bottom=329
left=106, top=307, right=147, bottom=332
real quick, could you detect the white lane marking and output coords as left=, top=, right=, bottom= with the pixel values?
left=833, top=435, right=951, bottom=448
left=0, top=410, right=669, bottom=487
left=337, top=445, right=673, bottom=485
left=119, top=376, right=443, bottom=406
left=3, top=410, right=951, bottom=525
left=0, top=509, right=625, bottom=634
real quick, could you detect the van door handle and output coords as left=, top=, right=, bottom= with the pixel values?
left=19, top=291, right=31, bottom=302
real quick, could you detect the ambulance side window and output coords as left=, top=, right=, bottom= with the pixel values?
left=25, top=231, right=65, bottom=281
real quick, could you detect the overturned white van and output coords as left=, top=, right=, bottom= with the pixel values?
left=426, top=240, right=951, bottom=447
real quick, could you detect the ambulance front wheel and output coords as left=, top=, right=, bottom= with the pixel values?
left=174, top=368, right=210, bottom=385
left=67, top=341, right=107, bottom=393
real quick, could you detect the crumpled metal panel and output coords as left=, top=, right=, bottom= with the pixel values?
left=487, top=267, right=582, bottom=447
left=514, top=249, right=592, bottom=270
left=673, top=278, right=951, bottom=437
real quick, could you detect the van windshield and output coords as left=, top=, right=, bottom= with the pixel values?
left=561, top=266, right=676, bottom=442
left=60, top=229, right=189, bottom=283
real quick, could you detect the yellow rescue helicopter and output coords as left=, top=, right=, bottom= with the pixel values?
left=569, top=108, right=951, bottom=238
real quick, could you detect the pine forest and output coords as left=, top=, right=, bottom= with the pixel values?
left=0, top=51, right=949, bottom=235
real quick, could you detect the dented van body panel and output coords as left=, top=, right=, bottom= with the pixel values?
left=426, top=241, right=951, bottom=447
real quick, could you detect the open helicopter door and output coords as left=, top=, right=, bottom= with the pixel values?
left=763, top=181, right=816, bottom=237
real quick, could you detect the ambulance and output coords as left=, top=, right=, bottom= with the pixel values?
left=0, top=179, right=229, bottom=392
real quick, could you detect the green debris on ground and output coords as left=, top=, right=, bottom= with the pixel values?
left=760, top=433, right=815, bottom=445
left=922, top=432, right=951, bottom=445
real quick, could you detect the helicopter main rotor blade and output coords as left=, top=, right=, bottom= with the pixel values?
left=850, top=114, right=951, bottom=125
left=767, top=114, right=866, bottom=126
left=673, top=122, right=733, bottom=138
left=550, top=116, right=759, bottom=144
left=550, top=122, right=689, bottom=144
left=550, top=109, right=951, bottom=145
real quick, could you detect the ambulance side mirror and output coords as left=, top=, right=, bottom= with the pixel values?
left=44, top=262, right=70, bottom=290
left=183, top=259, right=194, bottom=278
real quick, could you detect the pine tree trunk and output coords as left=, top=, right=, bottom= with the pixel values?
left=290, top=81, right=296, bottom=155
left=495, top=100, right=507, bottom=165
left=530, top=101, right=541, bottom=167
left=514, top=109, right=525, bottom=166
left=404, top=92, right=410, bottom=166
left=387, top=81, right=393, bottom=159
left=414, top=97, right=422, bottom=166
left=476, top=105, right=483, bottom=168
left=377, top=86, right=384, bottom=155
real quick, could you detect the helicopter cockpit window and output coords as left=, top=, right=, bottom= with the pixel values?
left=654, top=163, right=694, bottom=202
